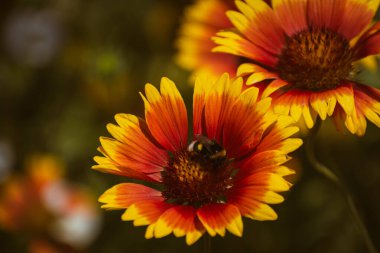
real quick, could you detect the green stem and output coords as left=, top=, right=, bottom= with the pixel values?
left=305, top=118, right=378, bottom=253
left=203, top=234, right=211, bottom=253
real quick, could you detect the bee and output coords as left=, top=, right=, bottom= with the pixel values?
left=187, top=135, right=227, bottom=160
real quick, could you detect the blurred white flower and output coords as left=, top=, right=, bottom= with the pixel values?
left=3, top=10, right=62, bottom=67
left=0, top=139, right=14, bottom=183
left=43, top=180, right=102, bottom=249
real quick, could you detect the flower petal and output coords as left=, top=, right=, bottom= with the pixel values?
left=335, top=84, right=355, bottom=116
left=246, top=72, right=277, bottom=85
left=274, top=89, right=319, bottom=128
left=228, top=170, right=292, bottom=220
left=193, top=75, right=213, bottom=136
left=354, top=22, right=380, bottom=59
left=141, top=78, right=188, bottom=152
left=213, top=31, right=278, bottom=67
left=227, top=182, right=279, bottom=221
left=255, top=117, right=303, bottom=154
left=310, top=94, right=329, bottom=120
left=232, top=0, right=285, bottom=55
left=273, top=0, right=308, bottom=36
left=175, top=0, right=238, bottom=79
left=261, top=79, right=288, bottom=98
left=351, top=84, right=380, bottom=133
left=236, top=63, right=271, bottom=76
left=307, top=0, right=346, bottom=31
left=238, top=150, right=291, bottom=175
left=92, top=155, right=160, bottom=182
left=204, top=74, right=242, bottom=142
left=197, top=203, right=243, bottom=237
left=103, top=114, right=168, bottom=173
left=154, top=205, right=204, bottom=245
left=239, top=172, right=292, bottom=192
left=98, top=183, right=162, bottom=210
left=223, top=91, right=276, bottom=158
left=122, top=200, right=171, bottom=226
left=338, top=0, right=377, bottom=39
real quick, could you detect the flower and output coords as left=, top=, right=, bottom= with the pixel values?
left=0, top=155, right=101, bottom=251
left=213, top=0, right=380, bottom=135
left=93, top=73, right=302, bottom=245
left=175, top=0, right=238, bottom=80
left=4, top=10, right=62, bottom=67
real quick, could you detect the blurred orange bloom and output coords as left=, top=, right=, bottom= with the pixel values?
left=175, top=0, right=238, bottom=80
left=0, top=155, right=101, bottom=252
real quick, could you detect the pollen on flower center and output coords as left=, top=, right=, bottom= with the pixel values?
left=277, top=28, right=356, bottom=90
left=161, top=148, right=233, bottom=207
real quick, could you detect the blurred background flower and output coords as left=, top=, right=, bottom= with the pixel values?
left=175, top=0, right=238, bottom=81
left=0, top=155, right=101, bottom=253
left=0, top=0, right=379, bottom=252
left=3, top=9, right=62, bottom=67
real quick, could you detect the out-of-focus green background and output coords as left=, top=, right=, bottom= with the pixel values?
left=0, top=0, right=379, bottom=252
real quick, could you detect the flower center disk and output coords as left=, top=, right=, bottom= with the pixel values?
left=277, top=28, right=355, bottom=90
left=162, top=143, right=233, bottom=207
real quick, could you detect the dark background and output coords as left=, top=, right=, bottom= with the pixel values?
left=0, top=0, right=379, bottom=252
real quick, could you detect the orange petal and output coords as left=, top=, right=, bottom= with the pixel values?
left=141, top=78, right=188, bottom=152
left=92, top=155, right=160, bottom=182
left=228, top=187, right=278, bottom=221
left=273, top=0, right=308, bottom=36
left=122, top=200, right=171, bottom=226
left=255, top=117, right=302, bottom=153
left=236, top=63, right=271, bottom=76
left=98, top=137, right=162, bottom=174
left=213, top=31, right=278, bottom=67
left=338, top=0, right=376, bottom=39
left=354, top=85, right=380, bottom=130
left=232, top=0, right=285, bottom=55
left=307, top=0, right=346, bottom=31
left=246, top=72, right=277, bottom=85
left=193, top=75, right=212, bottom=136
left=175, top=0, right=238, bottom=79
left=310, top=93, right=329, bottom=120
left=235, top=150, right=291, bottom=180
left=261, top=79, right=288, bottom=98
left=231, top=178, right=286, bottom=203
left=197, top=203, right=243, bottom=237
left=204, top=74, right=242, bottom=142
left=238, top=172, right=292, bottom=192
left=273, top=89, right=328, bottom=127
left=228, top=171, right=291, bottom=220
left=354, top=22, right=380, bottom=59
left=98, top=183, right=162, bottom=210
left=100, top=114, right=168, bottom=173
left=273, top=92, right=292, bottom=116
left=335, top=84, right=355, bottom=116
left=153, top=205, right=204, bottom=245
left=223, top=92, right=275, bottom=158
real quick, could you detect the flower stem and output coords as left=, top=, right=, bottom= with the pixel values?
left=203, top=234, right=211, bottom=253
left=305, top=118, right=378, bottom=253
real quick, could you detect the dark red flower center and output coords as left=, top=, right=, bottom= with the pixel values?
left=161, top=138, right=233, bottom=207
left=277, top=28, right=356, bottom=90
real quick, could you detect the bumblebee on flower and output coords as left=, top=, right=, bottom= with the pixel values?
left=93, top=73, right=302, bottom=245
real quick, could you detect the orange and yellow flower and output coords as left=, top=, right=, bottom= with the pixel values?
left=93, top=73, right=302, bottom=245
left=214, top=0, right=380, bottom=135
left=175, top=0, right=238, bottom=80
